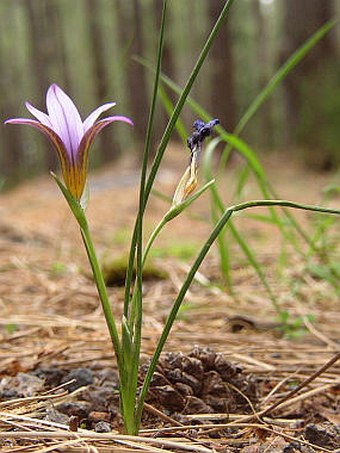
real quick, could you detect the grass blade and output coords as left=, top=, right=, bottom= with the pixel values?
left=124, top=0, right=168, bottom=317
left=234, top=20, right=337, bottom=136
left=138, top=199, right=340, bottom=429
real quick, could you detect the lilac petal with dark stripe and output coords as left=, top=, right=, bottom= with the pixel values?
left=83, top=102, right=116, bottom=132
left=78, top=115, right=134, bottom=167
left=46, top=84, right=83, bottom=159
left=25, top=102, right=53, bottom=128
left=5, top=83, right=133, bottom=201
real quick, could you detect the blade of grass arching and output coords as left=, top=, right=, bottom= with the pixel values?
left=233, top=20, right=337, bottom=137
left=141, top=17, right=336, bottom=249
left=136, top=199, right=340, bottom=429
left=124, top=0, right=168, bottom=320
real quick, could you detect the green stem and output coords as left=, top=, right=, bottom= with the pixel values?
left=124, top=0, right=168, bottom=319
left=125, top=0, right=234, bottom=327
left=121, top=1, right=168, bottom=435
left=136, top=199, right=340, bottom=427
left=80, top=223, right=122, bottom=369
left=228, top=200, right=340, bottom=216
left=142, top=217, right=167, bottom=267
left=52, top=173, right=122, bottom=368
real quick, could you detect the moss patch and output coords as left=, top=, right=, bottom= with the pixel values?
left=101, top=254, right=168, bottom=287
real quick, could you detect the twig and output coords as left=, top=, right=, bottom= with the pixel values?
left=260, top=369, right=301, bottom=406
left=303, top=315, right=339, bottom=349
left=144, top=402, right=185, bottom=427
left=0, top=431, right=213, bottom=453
left=41, top=379, right=76, bottom=395
left=259, top=351, right=340, bottom=418
left=0, top=390, right=70, bottom=409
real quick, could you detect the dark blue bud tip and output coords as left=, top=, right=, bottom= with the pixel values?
left=187, top=118, right=220, bottom=151
left=193, top=119, right=206, bottom=132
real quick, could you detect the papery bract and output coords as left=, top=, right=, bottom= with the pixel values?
left=5, top=84, right=133, bottom=200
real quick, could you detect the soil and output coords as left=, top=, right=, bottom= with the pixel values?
left=0, top=146, right=339, bottom=452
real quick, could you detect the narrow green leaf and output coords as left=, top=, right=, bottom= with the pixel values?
left=234, top=20, right=337, bottom=136
left=138, top=198, right=340, bottom=425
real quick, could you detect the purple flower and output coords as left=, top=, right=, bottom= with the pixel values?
left=5, top=84, right=133, bottom=200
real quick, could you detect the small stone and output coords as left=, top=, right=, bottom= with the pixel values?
left=0, top=373, right=44, bottom=398
left=95, top=421, right=112, bottom=433
left=304, top=423, right=340, bottom=449
left=57, top=402, right=91, bottom=419
left=89, top=411, right=111, bottom=424
left=62, top=368, right=94, bottom=392
left=33, top=367, right=64, bottom=388
left=83, top=385, right=119, bottom=414
left=45, top=407, right=70, bottom=425
left=69, top=416, right=78, bottom=432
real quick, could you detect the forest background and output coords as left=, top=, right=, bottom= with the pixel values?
left=0, top=0, right=339, bottom=189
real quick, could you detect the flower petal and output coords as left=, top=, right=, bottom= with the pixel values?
left=46, top=84, right=84, bottom=159
left=83, top=102, right=116, bottom=132
left=5, top=118, right=72, bottom=194
left=25, top=102, right=52, bottom=128
left=78, top=115, right=134, bottom=165
left=76, top=115, right=133, bottom=200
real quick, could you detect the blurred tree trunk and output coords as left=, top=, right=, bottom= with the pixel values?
left=208, top=0, right=236, bottom=133
left=0, top=2, right=23, bottom=182
left=155, top=0, right=174, bottom=83
left=24, top=0, right=60, bottom=172
left=254, top=0, right=274, bottom=148
left=85, top=0, right=118, bottom=163
left=282, top=0, right=338, bottom=168
left=117, top=0, right=149, bottom=152
left=154, top=0, right=176, bottom=140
